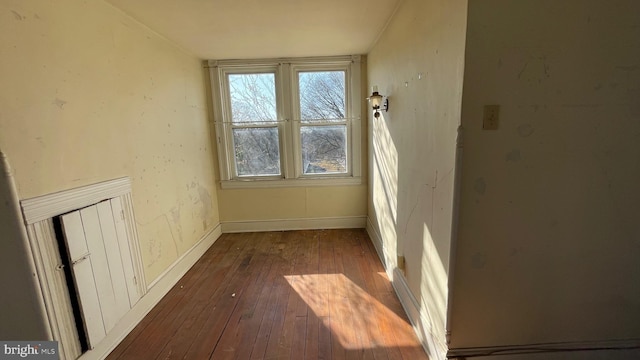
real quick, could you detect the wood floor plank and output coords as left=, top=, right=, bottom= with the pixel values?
left=207, top=233, right=270, bottom=359
left=106, top=229, right=429, bottom=360
left=263, top=231, right=301, bottom=359
left=360, top=235, right=394, bottom=296
left=254, top=232, right=299, bottom=359
left=228, top=234, right=280, bottom=360
left=274, top=286, right=300, bottom=359
left=290, top=315, right=307, bottom=359
left=248, top=233, right=290, bottom=359
left=304, top=311, right=320, bottom=360
left=181, top=233, right=268, bottom=359
left=329, top=233, right=351, bottom=360
left=318, top=315, right=332, bottom=360
left=107, top=234, right=241, bottom=359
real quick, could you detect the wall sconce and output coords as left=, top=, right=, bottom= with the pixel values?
left=369, top=86, right=388, bottom=118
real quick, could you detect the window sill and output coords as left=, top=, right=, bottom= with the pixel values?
left=220, top=177, right=362, bottom=189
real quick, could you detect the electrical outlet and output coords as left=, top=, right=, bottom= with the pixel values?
left=397, top=255, right=405, bottom=272
left=483, top=104, right=500, bottom=130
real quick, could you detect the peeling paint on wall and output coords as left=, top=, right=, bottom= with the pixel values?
left=169, top=205, right=183, bottom=244
left=186, top=181, right=213, bottom=231
left=517, top=56, right=551, bottom=83
left=198, top=185, right=212, bottom=229
left=1, top=0, right=219, bottom=292
left=139, top=213, right=180, bottom=273
left=146, top=236, right=162, bottom=268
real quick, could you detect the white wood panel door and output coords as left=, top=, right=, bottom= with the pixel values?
left=110, top=197, right=141, bottom=307
left=20, top=177, right=146, bottom=358
left=60, top=199, right=136, bottom=349
left=60, top=210, right=106, bottom=349
left=96, top=201, right=131, bottom=325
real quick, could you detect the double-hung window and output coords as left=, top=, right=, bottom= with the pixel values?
left=208, top=56, right=362, bottom=188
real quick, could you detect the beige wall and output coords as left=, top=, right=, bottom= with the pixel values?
left=367, top=0, right=467, bottom=357
left=450, top=0, right=640, bottom=351
left=0, top=0, right=219, bottom=289
left=218, top=185, right=366, bottom=222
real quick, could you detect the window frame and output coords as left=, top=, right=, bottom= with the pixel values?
left=220, top=64, right=285, bottom=180
left=208, top=56, right=362, bottom=189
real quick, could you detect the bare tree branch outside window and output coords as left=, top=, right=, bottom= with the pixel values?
left=299, top=71, right=347, bottom=174
left=228, top=73, right=280, bottom=176
left=225, top=70, right=348, bottom=176
left=299, top=71, right=345, bottom=121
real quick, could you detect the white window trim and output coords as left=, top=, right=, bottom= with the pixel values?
left=208, top=55, right=362, bottom=189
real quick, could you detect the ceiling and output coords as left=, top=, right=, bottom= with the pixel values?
left=106, top=0, right=401, bottom=60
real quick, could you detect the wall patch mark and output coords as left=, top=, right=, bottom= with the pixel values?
left=471, top=253, right=486, bottom=269
left=474, top=178, right=486, bottom=195
left=506, top=149, right=521, bottom=162
left=11, top=10, right=24, bottom=20
left=517, top=124, right=535, bottom=137
left=53, top=98, right=67, bottom=109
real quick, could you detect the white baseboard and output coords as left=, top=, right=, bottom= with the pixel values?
left=78, top=223, right=222, bottom=360
left=447, top=339, right=640, bottom=359
left=221, top=216, right=366, bottom=233
left=366, top=217, right=446, bottom=360
left=365, top=217, right=388, bottom=270
left=392, top=268, right=446, bottom=360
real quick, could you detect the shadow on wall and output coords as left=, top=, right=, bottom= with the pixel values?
left=370, top=112, right=450, bottom=357
left=372, top=114, right=399, bottom=267
left=0, top=152, right=49, bottom=340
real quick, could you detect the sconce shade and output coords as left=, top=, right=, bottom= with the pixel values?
left=369, top=86, right=387, bottom=118
left=370, top=93, right=383, bottom=108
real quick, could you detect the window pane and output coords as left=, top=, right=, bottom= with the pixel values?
left=228, top=73, right=277, bottom=123
left=233, top=128, right=281, bottom=176
left=299, top=71, right=345, bottom=121
left=301, top=125, right=347, bottom=174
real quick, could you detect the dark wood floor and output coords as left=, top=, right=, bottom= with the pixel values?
left=107, top=229, right=429, bottom=360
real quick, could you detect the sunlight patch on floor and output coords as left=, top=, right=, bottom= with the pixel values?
left=284, top=273, right=419, bottom=350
